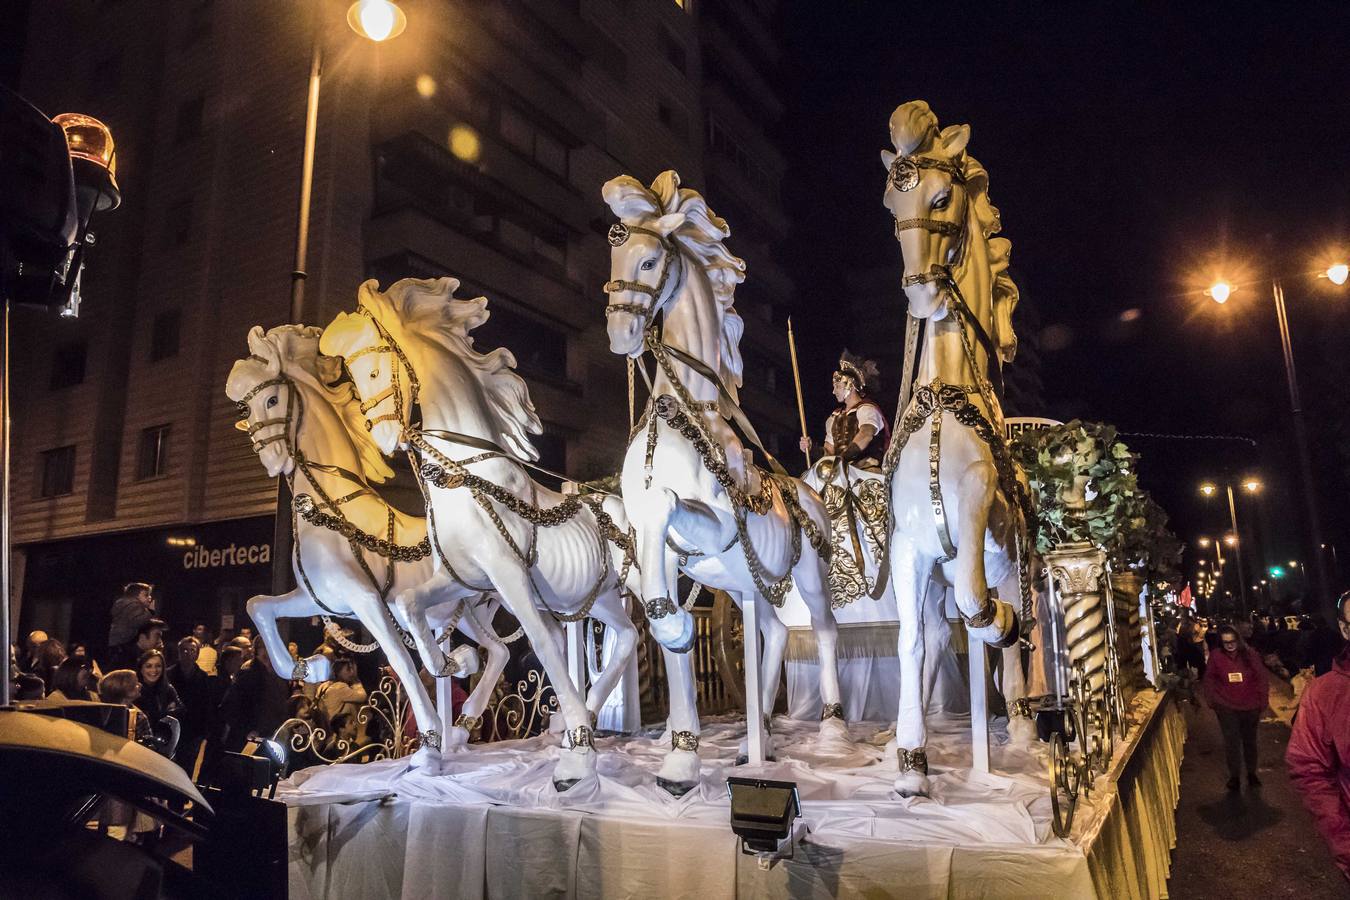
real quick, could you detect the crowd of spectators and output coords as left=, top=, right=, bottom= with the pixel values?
left=7, top=582, right=388, bottom=780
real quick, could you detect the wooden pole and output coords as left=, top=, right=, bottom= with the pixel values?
left=787, top=318, right=811, bottom=465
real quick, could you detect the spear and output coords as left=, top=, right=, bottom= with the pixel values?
left=788, top=317, right=811, bottom=465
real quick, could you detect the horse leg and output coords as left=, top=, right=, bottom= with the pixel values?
left=246, top=589, right=332, bottom=683
left=484, top=562, right=598, bottom=791
left=447, top=598, right=510, bottom=751
left=634, top=489, right=695, bottom=652
left=349, top=592, right=444, bottom=771
left=892, top=536, right=933, bottom=797
left=582, top=589, right=639, bottom=719
left=392, top=570, right=468, bottom=679
left=954, top=463, right=1017, bottom=647
left=995, top=569, right=1036, bottom=744
left=655, top=645, right=702, bottom=795
left=794, top=548, right=851, bottom=747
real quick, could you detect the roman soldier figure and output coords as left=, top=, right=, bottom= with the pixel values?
left=800, top=351, right=889, bottom=470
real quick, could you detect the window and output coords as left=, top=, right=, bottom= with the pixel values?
left=150, top=309, right=181, bottom=361
left=137, top=425, right=171, bottom=480
left=40, top=446, right=76, bottom=498
left=174, top=96, right=205, bottom=145
left=658, top=99, right=689, bottom=140
left=497, top=105, right=569, bottom=178
left=163, top=199, right=192, bottom=246
left=659, top=27, right=687, bottom=73
left=50, top=342, right=87, bottom=390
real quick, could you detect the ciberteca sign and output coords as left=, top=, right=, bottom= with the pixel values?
left=182, top=542, right=271, bottom=570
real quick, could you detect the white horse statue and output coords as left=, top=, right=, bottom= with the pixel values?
left=320, top=278, right=643, bottom=791
left=601, top=170, right=849, bottom=776
left=880, top=101, right=1035, bottom=796
left=227, top=325, right=498, bottom=768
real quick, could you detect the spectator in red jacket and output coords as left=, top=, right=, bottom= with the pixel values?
left=1286, top=592, right=1350, bottom=882
left=1202, top=623, right=1269, bottom=791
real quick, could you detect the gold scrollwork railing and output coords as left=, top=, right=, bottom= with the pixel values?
left=272, top=672, right=421, bottom=766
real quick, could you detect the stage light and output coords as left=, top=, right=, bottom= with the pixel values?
left=727, top=777, right=801, bottom=856
left=1327, top=263, right=1349, bottom=286
left=1207, top=282, right=1232, bottom=304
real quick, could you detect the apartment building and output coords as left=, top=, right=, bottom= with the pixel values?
left=12, top=0, right=798, bottom=644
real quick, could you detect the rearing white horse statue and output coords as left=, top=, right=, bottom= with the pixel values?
left=601, top=170, right=849, bottom=777
left=321, top=278, right=642, bottom=791
left=881, top=101, right=1035, bottom=797
left=227, top=325, right=492, bottom=768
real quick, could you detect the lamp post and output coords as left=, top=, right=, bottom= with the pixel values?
left=272, top=0, right=408, bottom=594
left=1200, top=479, right=1260, bottom=614
left=1208, top=265, right=1345, bottom=614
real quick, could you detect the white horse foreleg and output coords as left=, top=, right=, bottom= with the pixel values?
left=448, top=599, right=510, bottom=750
left=656, top=645, right=702, bottom=795
left=954, top=463, right=1017, bottom=647
left=892, top=536, right=932, bottom=797
left=486, top=562, right=597, bottom=790
left=351, top=593, right=444, bottom=770
left=582, top=589, right=638, bottom=718
left=793, top=549, right=847, bottom=729
left=246, top=589, right=332, bottom=683
left=393, top=570, right=467, bottom=678
left=635, top=490, right=693, bottom=651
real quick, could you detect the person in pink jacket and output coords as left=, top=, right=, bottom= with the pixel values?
left=1202, top=623, right=1270, bottom=791
left=1286, top=592, right=1350, bottom=882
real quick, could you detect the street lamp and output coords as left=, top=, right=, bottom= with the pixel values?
left=273, top=0, right=408, bottom=595
left=1206, top=266, right=1345, bottom=613
left=1200, top=479, right=1259, bottom=613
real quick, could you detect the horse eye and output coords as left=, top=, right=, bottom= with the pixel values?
left=266, top=396, right=278, bottom=409
left=931, top=192, right=951, bottom=211
left=640, top=258, right=657, bottom=271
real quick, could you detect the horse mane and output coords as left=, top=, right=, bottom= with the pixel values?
left=225, top=325, right=395, bottom=483
left=601, top=170, right=748, bottom=399
left=888, top=101, right=1020, bottom=357
left=355, top=278, right=543, bottom=462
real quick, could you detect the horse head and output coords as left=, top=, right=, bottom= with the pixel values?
left=322, top=277, right=542, bottom=461
left=320, top=279, right=421, bottom=456
left=880, top=101, right=976, bottom=321
left=601, top=171, right=747, bottom=401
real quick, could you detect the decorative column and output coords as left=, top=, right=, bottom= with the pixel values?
left=1109, top=570, right=1145, bottom=694
left=1045, top=542, right=1108, bottom=701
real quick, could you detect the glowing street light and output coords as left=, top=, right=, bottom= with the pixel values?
left=1327, top=263, right=1349, bottom=286
left=1242, top=479, right=1262, bottom=493
left=347, top=0, right=408, bottom=42
left=1223, top=534, right=1238, bottom=547
left=1199, top=482, right=1217, bottom=497
left=1198, top=536, right=1212, bottom=547
left=1207, top=281, right=1233, bottom=304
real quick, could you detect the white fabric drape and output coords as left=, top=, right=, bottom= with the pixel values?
left=283, top=692, right=1183, bottom=898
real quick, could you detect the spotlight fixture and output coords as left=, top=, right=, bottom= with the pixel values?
left=727, top=777, right=802, bottom=858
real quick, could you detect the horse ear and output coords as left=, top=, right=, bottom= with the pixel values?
left=655, top=212, right=686, bottom=236
left=938, top=124, right=970, bottom=157
left=245, top=325, right=268, bottom=356
left=880, top=149, right=897, bottom=171
left=318, top=313, right=352, bottom=357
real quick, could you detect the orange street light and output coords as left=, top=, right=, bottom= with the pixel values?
left=1326, top=263, right=1348, bottom=286
left=1199, top=482, right=1217, bottom=497
left=348, top=0, right=407, bottom=42
left=1242, top=478, right=1262, bottom=493
left=1207, top=281, right=1233, bottom=304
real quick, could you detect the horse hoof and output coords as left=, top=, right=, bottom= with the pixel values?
left=553, top=777, right=581, bottom=793
left=657, top=777, right=697, bottom=797
left=894, top=772, right=931, bottom=798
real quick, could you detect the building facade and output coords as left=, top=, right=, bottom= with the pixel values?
left=14, top=0, right=797, bottom=645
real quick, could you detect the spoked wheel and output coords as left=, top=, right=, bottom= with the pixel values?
left=1048, top=731, right=1081, bottom=839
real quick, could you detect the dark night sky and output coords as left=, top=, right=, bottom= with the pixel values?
left=780, top=3, right=1350, bottom=600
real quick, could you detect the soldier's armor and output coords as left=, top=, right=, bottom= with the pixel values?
left=830, top=401, right=887, bottom=470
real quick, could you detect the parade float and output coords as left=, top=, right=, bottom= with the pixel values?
left=251, top=102, right=1187, bottom=899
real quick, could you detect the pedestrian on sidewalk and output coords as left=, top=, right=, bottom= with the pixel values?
left=1202, top=623, right=1269, bottom=791
left=1286, top=591, right=1350, bottom=882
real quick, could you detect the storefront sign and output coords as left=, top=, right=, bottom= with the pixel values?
left=182, top=542, right=271, bottom=570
